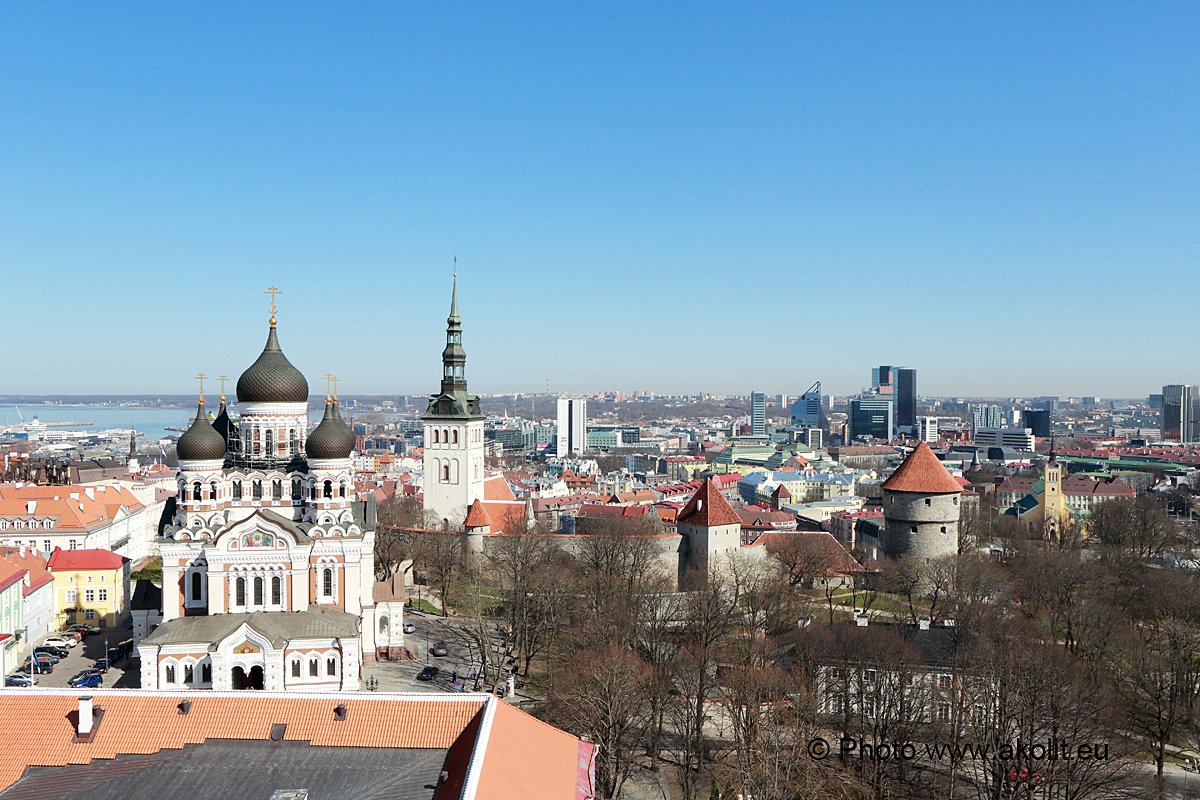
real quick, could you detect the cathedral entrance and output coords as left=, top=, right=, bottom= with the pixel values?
left=231, top=666, right=265, bottom=690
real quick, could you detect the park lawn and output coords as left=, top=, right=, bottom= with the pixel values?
left=130, top=557, right=162, bottom=583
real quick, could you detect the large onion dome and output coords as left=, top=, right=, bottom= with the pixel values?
left=305, top=398, right=355, bottom=460
left=176, top=400, right=227, bottom=461
left=236, top=325, right=309, bottom=404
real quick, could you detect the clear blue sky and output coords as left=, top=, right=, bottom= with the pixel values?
left=3, top=3, right=1197, bottom=399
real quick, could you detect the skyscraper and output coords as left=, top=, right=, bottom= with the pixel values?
left=893, top=367, right=917, bottom=430
left=750, top=392, right=766, bottom=436
left=790, top=381, right=826, bottom=430
left=849, top=396, right=893, bottom=441
left=1162, top=384, right=1199, bottom=443
left=556, top=397, right=588, bottom=457
left=872, top=366, right=893, bottom=395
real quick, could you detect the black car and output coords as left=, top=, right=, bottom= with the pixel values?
left=417, top=666, right=440, bottom=681
left=35, top=646, right=70, bottom=659
left=5, top=674, right=37, bottom=687
left=93, top=658, right=111, bottom=672
left=71, top=668, right=103, bottom=683
left=431, top=642, right=448, bottom=657
left=66, top=625, right=100, bottom=636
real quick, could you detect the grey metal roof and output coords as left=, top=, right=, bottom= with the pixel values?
left=142, top=608, right=360, bottom=649
left=5, top=740, right=447, bottom=800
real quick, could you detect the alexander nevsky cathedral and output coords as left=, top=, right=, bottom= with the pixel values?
left=137, top=291, right=378, bottom=691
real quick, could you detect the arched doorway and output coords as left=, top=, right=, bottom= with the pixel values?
left=231, top=666, right=265, bottom=690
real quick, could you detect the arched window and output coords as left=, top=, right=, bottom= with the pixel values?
left=310, top=485, right=318, bottom=499
left=253, top=427, right=260, bottom=455
left=191, top=571, right=202, bottom=601
left=192, top=482, right=202, bottom=501
left=236, top=577, right=246, bottom=606
left=292, top=659, right=301, bottom=678
left=272, top=576, right=282, bottom=605
left=339, top=482, right=346, bottom=498
left=327, top=657, right=336, bottom=676
left=323, top=568, right=333, bottom=597
left=265, top=429, right=274, bottom=455
left=165, top=664, right=176, bottom=684
left=432, top=430, right=439, bottom=444
left=292, top=479, right=301, bottom=499
left=289, top=429, right=300, bottom=455
left=324, top=480, right=333, bottom=498
left=253, top=481, right=262, bottom=500
left=452, top=429, right=458, bottom=444
left=233, top=481, right=242, bottom=500
left=184, top=664, right=194, bottom=684
left=442, top=465, right=450, bottom=482
left=272, top=480, right=282, bottom=499
left=253, top=576, right=264, bottom=605
left=210, top=482, right=218, bottom=500
left=201, top=663, right=212, bottom=683
left=309, top=658, right=319, bottom=677
left=379, top=615, right=389, bottom=633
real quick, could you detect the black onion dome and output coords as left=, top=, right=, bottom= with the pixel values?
left=236, top=325, right=309, bottom=404
left=306, top=399, right=355, bottom=460
left=176, top=401, right=227, bottom=461
left=211, top=400, right=238, bottom=446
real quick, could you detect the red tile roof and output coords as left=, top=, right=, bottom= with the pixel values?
left=881, top=442, right=963, bottom=494
left=464, top=500, right=493, bottom=528
left=47, top=548, right=128, bottom=572
left=483, top=474, right=517, bottom=502
left=0, top=548, right=53, bottom=595
left=0, top=691, right=591, bottom=799
left=0, top=559, right=26, bottom=594
left=677, top=478, right=742, bottom=527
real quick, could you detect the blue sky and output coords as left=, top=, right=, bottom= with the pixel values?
left=2, top=3, right=1197, bottom=399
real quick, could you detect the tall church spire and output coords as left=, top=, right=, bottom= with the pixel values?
left=441, top=277, right=467, bottom=396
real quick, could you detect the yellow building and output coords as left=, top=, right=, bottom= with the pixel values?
left=47, top=548, right=131, bottom=629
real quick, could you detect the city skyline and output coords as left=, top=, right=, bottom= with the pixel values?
left=4, top=4, right=1199, bottom=397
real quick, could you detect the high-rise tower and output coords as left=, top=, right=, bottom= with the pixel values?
left=422, top=279, right=485, bottom=527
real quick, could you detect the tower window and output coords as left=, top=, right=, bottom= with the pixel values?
left=272, top=575, right=282, bottom=605
left=192, top=482, right=202, bottom=501
left=323, top=567, right=333, bottom=597
left=324, top=480, right=333, bottom=498
left=339, top=482, right=346, bottom=497
left=442, top=465, right=450, bottom=482
left=310, top=658, right=319, bottom=677
left=233, top=481, right=242, bottom=500
left=327, top=657, right=336, bottom=676
left=191, top=571, right=202, bottom=601
left=452, top=429, right=459, bottom=444
left=272, top=480, right=282, bottom=499
left=292, top=660, right=301, bottom=678
left=236, top=576, right=246, bottom=606
left=432, top=430, right=439, bottom=444
left=924, top=498, right=931, bottom=506
left=166, top=664, right=176, bottom=684
left=253, top=481, right=262, bottom=500
left=253, top=576, right=264, bottom=605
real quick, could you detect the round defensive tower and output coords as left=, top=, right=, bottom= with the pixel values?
left=881, top=441, right=963, bottom=562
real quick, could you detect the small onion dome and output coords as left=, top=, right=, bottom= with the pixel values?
left=176, top=400, right=227, bottom=461
left=236, top=325, right=309, bottom=404
left=211, top=399, right=238, bottom=447
left=306, top=399, right=354, bottom=460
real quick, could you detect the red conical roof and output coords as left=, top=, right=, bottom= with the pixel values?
left=464, top=499, right=493, bottom=528
left=881, top=442, right=963, bottom=494
left=678, top=478, right=742, bottom=527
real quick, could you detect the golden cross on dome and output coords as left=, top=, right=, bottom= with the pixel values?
left=217, top=375, right=228, bottom=402
left=195, top=373, right=208, bottom=402
left=265, top=285, right=281, bottom=326
left=331, top=375, right=341, bottom=399
left=323, top=373, right=334, bottom=401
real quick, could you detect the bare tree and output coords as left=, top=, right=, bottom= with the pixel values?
left=374, top=494, right=423, bottom=580
left=412, top=530, right=462, bottom=616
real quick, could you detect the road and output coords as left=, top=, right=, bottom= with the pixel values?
left=22, top=624, right=137, bottom=689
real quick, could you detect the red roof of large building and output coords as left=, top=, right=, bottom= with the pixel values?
left=881, top=442, right=963, bottom=494
left=46, top=548, right=128, bottom=572
left=677, top=478, right=742, bottom=527
left=0, top=547, right=53, bottom=596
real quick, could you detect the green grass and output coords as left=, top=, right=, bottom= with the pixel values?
left=130, top=557, right=162, bottom=583
left=409, top=599, right=442, bottom=615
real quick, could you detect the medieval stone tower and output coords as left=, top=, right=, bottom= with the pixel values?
left=881, top=441, right=962, bottom=562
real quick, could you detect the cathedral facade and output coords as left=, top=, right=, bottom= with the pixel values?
left=137, top=304, right=377, bottom=692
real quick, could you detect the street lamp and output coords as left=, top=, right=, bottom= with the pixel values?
left=365, top=676, right=379, bottom=692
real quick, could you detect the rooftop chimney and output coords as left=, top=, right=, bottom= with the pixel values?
left=178, top=699, right=192, bottom=715
left=78, top=696, right=94, bottom=735
left=334, top=703, right=347, bottom=721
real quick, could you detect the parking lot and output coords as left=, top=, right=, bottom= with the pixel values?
left=362, top=608, right=526, bottom=698
left=15, top=624, right=138, bottom=689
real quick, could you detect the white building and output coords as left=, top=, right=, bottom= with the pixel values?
left=918, top=416, right=939, bottom=443
left=556, top=397, right=588, bottom=458
left=421, top=280, right=486, bottom=528
left=973, top=427, right=1036, bottom=450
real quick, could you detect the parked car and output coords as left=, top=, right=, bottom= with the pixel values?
left=60, top=631, right=83, bottom=642
left=417, top=666, right=440, bottom=681
left=93, top=658, right=111, bottom=672
left=35, top=646, right=70, bottom=659
left=66, top=625, right=100, bottom=636
left=28, top=651, right=60, bottom=664
left=106, top=647, right=122, bottom=662
left=20, top=659, right=53, bottom=674
left=71, top=669, right=102, bottom=683
left=5, top=673, right=37, bottom=687
left=42, top=636, right=76, bottom=649
left=69, top=672, right=103, bottom=688
left=431, top=642, right=448, bottom=657
left=402, top=622, right=417, bottom=634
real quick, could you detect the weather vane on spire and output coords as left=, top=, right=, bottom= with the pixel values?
left=265, top=285, right=281, bottom=327
left=195, top=373, right=208, bottom=402
left=452, top=255, right=457, bottom=279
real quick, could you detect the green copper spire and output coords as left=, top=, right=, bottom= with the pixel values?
left=423, top=275, right=483, bottom=421
left=449, top=275, right=459, bottom=322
